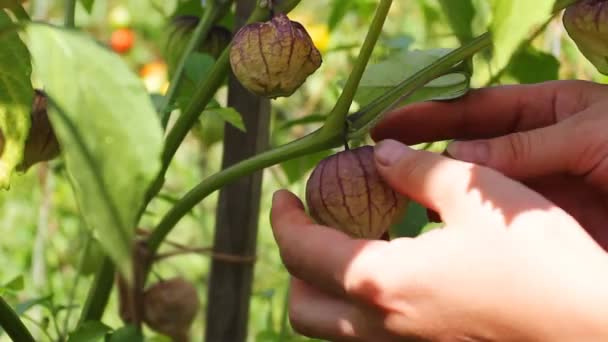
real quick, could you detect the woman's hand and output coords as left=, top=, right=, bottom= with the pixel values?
left=271, top=141, right=608, bottom=342
left=372, top=80, right=608, bottom=248
left=271, top=80, right=608, bottom=340
left=271, top=141, right=608, bottom=341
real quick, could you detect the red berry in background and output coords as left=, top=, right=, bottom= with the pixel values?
left=110, top=28, right=135, bottom=54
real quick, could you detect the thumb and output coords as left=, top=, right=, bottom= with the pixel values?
left=373, top=140, right=560, bottom=227
left=445, top=122, right=573, bottom=179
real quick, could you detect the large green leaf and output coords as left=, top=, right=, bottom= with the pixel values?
left=489, top=0, right=554, bottom=72
left=26, top=24, right=164, bottom=280
left=354, top=48, right=470, bottom=108
left=437, top=0, right=475, bottom=43
left=0, top=10, right=32, bottom=189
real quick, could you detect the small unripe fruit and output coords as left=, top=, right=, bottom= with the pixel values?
left=229, top=13, right=322, bottom=98
left=563, top=0, right=608, bottom=74
left=143, top=277, right=199, bottom=341
left=306, top=146, right=408, bottom=239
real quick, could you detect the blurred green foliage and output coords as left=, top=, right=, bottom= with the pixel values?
left=1, top=0, right=607, bottom=341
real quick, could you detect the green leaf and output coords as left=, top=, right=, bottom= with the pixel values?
left=3, top=276, right=24, bottom=292
left=203, top=107, right=246, bottom=132
left=0, top=10, right=32, bottom=189
left=281, top=150, right=332, bottom=185
left=437, top=0, right=475, bottom=43
left=354, top=48, right=470, bottom=108
left=390, top=201, right=429, bottom=238
left=79, top=0, right=95, bottom=13
left=107, top=325, right=142, bottom=342
left=68, top=321, right=111, bottom=342
left=489, top=0, right=554, bottom=72
left=508, top=47, right=560, bottom=84
left=26, top=24, right=164, bottom=281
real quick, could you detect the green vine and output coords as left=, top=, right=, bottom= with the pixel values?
left=0, top=297, right=36, bottom=342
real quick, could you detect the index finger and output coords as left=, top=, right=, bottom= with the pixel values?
left=371, top=80, right=607, bottom=145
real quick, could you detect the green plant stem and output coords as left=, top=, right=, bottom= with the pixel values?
left=148, top=32, right=493, bottom=256
left=62, top=234, right=91, bottom=335
left=142, top=0, right=304, bottom=217
left=160, top=1, right=228, bottom=128
left=148, top=131, right=339, bottom=252
left=0, top=297, right=36, bottom=342
left=348, top=32, right=492, bottom=138
left=64, top=0, right=76, bottom=28
left=322, top=0, right=393, bottom=134
left=77, top=257, right=114, bottom=326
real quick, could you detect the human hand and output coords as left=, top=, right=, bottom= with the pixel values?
left=372, top=80, right=608, bottom=248
left=271, top=141, right=608, bottom=341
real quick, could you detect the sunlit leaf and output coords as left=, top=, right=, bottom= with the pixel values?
left=3, top=275, right=24, bottom=292
left=489, top=0, right=554, bottom=72
left=0, top=10, right=32, bottom=189
left=354, top=48, right=470, bottom=108
left=26, top=24, right=164, bottom=281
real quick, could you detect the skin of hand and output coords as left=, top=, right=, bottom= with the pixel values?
left=270, top=80, right=608, bottom=341
left=372, top=80, right=608, bottom=248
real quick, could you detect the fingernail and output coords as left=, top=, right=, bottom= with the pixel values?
left=446, top=140, right=489, bottom=164
left=374, top=140, right=413, bottom=166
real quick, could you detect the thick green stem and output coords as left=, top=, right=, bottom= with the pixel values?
left=77, top=257, right=114, bottom=325
left=0, top=297, right=35, bottom=342
left=348, top=32, right=492, bottom=139
left=147, top=32, right=493, bottom=256
left=160, top=2, right=228, bottom=128
left=148, top=130, right=339, bottom=252
left=64, top=0, right=75, bottom=28
left=322, top=0, right=393, bottom=134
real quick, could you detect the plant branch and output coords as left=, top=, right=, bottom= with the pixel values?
left=0, top=297, right=36, bottom=342
left=64, top=0, right=76, bottom=28
left=148, top=130, right=338, bottom=252
left=146, top=34, right=493, bottom=274
left=322, top=0, right=393, bottom=134
left=347, top=32, right=492, bottom=139
left=77, top=257, right=114, bottom=326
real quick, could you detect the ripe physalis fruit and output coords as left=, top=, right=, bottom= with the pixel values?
left=305, top=146, right=408, bottom=239
left=229, top=13, right=322, bottom=98
left=143, top=277, right=200, bottom=341
left=563, top=0, right=608, bottom=74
